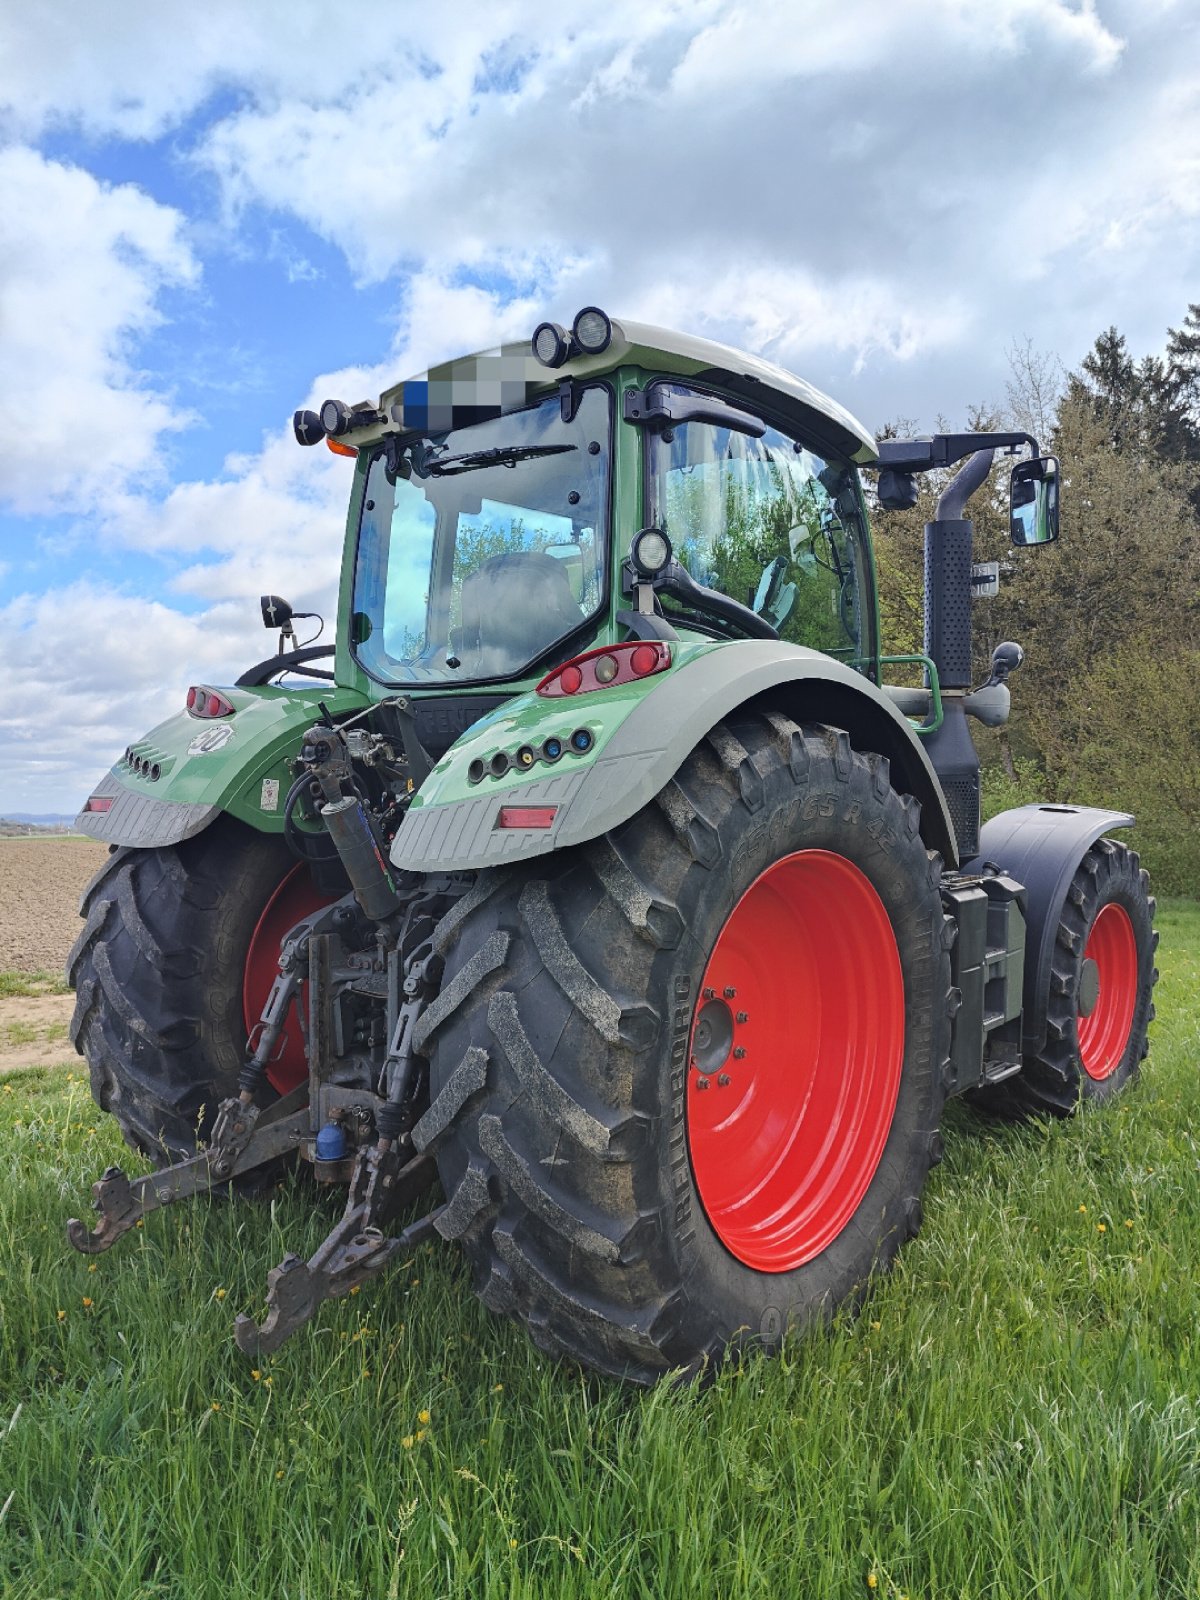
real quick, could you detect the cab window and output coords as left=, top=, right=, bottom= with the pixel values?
left=646, top=383, right=871, bottom=664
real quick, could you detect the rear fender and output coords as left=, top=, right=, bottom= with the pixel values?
left=963, top=803, right=1134, bottom=1055
left=75, top=685, right=370, bottom=848
left=391, top=640, right=959, bottom=872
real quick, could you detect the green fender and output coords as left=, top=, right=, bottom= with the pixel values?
left=74, top=684, right=370, bottom=848
left=390, top=640, right=959, bottom=873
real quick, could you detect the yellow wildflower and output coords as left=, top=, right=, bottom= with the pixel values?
left=87, top=1263, right=97, bottom=1273
left=56, top=1309, right=66, bottom=1322
left=251, top=1371, right=262, bottom=1382
left=492, top=1383, right=503, bottom=1392
left=211, top=1402, right=221, bottom=1412
left=1125, top=1219, right=1134, bottom=1229
left=401, top=1435, right=415, bottom=1449
left=1097, top=1223, right=1107, bottom=1234
left=82, top=1297, right=93, bottom=1309
left=263, top=1376, right=272, bottom=1387
left=349, top=1285, right=361, bottom=1296
left=213, top=1287, right=227, bottom=1301
left=867, top=1577, right=878, bottom=1591
left=415, top=1429, right=426, bottom=1442
left=509, top=1539, right=518, bottom=1550
left=1078, top=1204, right=1087, bottom=1214
left=275, top=1470, right=285, bottom=1480
left=418, top=1408, right=431, bottom=1425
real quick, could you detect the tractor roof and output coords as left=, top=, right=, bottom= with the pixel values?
left=344, top=318, right=877, bottom=466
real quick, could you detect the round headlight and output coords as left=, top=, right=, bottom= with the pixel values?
left=630, top=527, right=673, bottom=577
left=532, top=321, right=569, bottom=368
left=573, top=306, right=611, bottom=354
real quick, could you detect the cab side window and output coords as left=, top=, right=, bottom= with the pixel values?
left=646, top=384, right=870, bottom=663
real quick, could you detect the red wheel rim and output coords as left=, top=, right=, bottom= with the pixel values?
left=1078, top=902, right=1138, bottom=1081
left=242, top=863, right=335, bottom=1094
left=686, top=850, right=905, bottom=1273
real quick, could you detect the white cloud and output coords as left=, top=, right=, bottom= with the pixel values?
left=0, top=580, right=260, bottom=812
left=0, top=147, right=198, bottom=516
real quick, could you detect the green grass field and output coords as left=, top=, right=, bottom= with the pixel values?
left=0, top=903, right=1196, bottom=1599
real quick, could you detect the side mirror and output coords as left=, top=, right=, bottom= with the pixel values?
left=1010, top=457, right=1059, bottom=546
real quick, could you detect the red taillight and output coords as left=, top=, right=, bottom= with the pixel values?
left=186, top=685, right=235, bottom=719
left=537, top=641, right=671, bottom=698
left=85, top=795, right=114, bottom=813
left=495, top=806, right=558, bottom=830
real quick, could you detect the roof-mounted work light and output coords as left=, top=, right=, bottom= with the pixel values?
left=572, top=306, right=611, bottom=355
left=320, top=398, right=354, bottom=438
left=293, top=409, right=324, bottom=447
left=532, top=321, right=570, bottom=368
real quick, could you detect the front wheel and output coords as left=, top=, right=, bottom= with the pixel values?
left=416, top=714, right=953, bottom=1382
left=972, top=837, right=1157, bottom=1119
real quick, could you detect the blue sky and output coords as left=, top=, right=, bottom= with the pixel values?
left=1, top=0, right=1198, bottom=813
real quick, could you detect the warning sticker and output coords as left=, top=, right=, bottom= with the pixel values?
left=260, top=778, right=280, bottom=812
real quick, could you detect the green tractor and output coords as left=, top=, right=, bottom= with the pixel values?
left=67, top=308, right=1157, bottom=1381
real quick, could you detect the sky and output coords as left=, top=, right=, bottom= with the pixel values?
left=1, top=0, right=1197, bottom=814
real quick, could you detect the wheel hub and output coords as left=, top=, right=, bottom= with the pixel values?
left=1078, top=957, right=1100, bottom=1017
left=692, top=998, right=735, bottom=1076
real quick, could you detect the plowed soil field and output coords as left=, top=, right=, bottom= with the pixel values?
left=0, top=836, right=109, bottom=1071
left=0, top=837, right=108, bottom=974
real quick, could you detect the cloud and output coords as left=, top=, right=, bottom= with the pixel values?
left=0, top=146, right=198, bottom=516
left=0, top=580, right=259, bottom=813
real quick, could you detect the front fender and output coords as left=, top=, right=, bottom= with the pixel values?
left=75, top=684, right=370, bottom=848
left=391, top=640, right=958, bottom=872
left=964, top=802, right=1135, bottom=1056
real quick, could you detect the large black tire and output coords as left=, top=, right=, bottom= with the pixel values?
left=971, top=837, right=1157, bottom=1119
left=415, top=713, right=954, bottom=1382
left=68, top=819, right=297, bottom=1163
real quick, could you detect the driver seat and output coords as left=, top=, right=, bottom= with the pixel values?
left=456, top=551, right=583, bottom=675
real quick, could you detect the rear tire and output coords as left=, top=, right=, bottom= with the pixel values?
left=971, top=838, right=1156, bottom=1119
left=417, top=714, right=953, bottom=1382
left=68, top=819, right=310, bottom=1163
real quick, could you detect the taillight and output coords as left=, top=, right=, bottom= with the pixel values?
left=537, top=641, right=671, bottom=698
left=85, top=795, right=114, bottom=813
left=186, top=686, right=236, bottom=719
left=495, top=806, right=558, bottom=830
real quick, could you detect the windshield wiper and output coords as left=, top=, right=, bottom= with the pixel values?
left=426, top=443, right=578, bottom=477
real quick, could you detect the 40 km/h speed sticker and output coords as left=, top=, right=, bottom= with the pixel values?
left=187, top=724, right=235, bottom=756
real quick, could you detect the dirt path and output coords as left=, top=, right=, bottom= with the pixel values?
left=0, top=837, right=109, bottom=974
left=0, top=994, right=76, bottom=1072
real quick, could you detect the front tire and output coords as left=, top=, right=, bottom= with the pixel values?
left=972, top=837, right=1157, bottom=1119
left=416, top=714, right=953, bottom=1382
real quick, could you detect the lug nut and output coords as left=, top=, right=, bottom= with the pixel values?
left=702, top=987, right=715, bottom=1000
left=696, top=1076, right=710, bottom=1090
left=717, top=1073, right=731, bottom=1087
left=733, top=1047, right=746, bottom=1059
left=736, top=1011, right=748, bottom=1024
left=723, top=987, right=737, bottom=999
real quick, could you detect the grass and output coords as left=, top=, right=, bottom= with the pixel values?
left=0, top=904, right=1197, bottom=1599
left=0, top=972, right=70, bottom=1000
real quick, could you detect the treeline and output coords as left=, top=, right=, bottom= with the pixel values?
left=871, top=306, right=1200, bottom=896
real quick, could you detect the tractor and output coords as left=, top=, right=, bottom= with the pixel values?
left=67, top=308, right=1157, bottom=1382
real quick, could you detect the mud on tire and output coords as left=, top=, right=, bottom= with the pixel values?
left=416, top=713, right=954, bottom=1383
left=68, top=820, right=297, bottom=1164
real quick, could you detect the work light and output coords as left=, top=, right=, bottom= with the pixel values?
left=572, top=306, right=611, bottom=355
left=532, top=322, right=570, bottom=367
